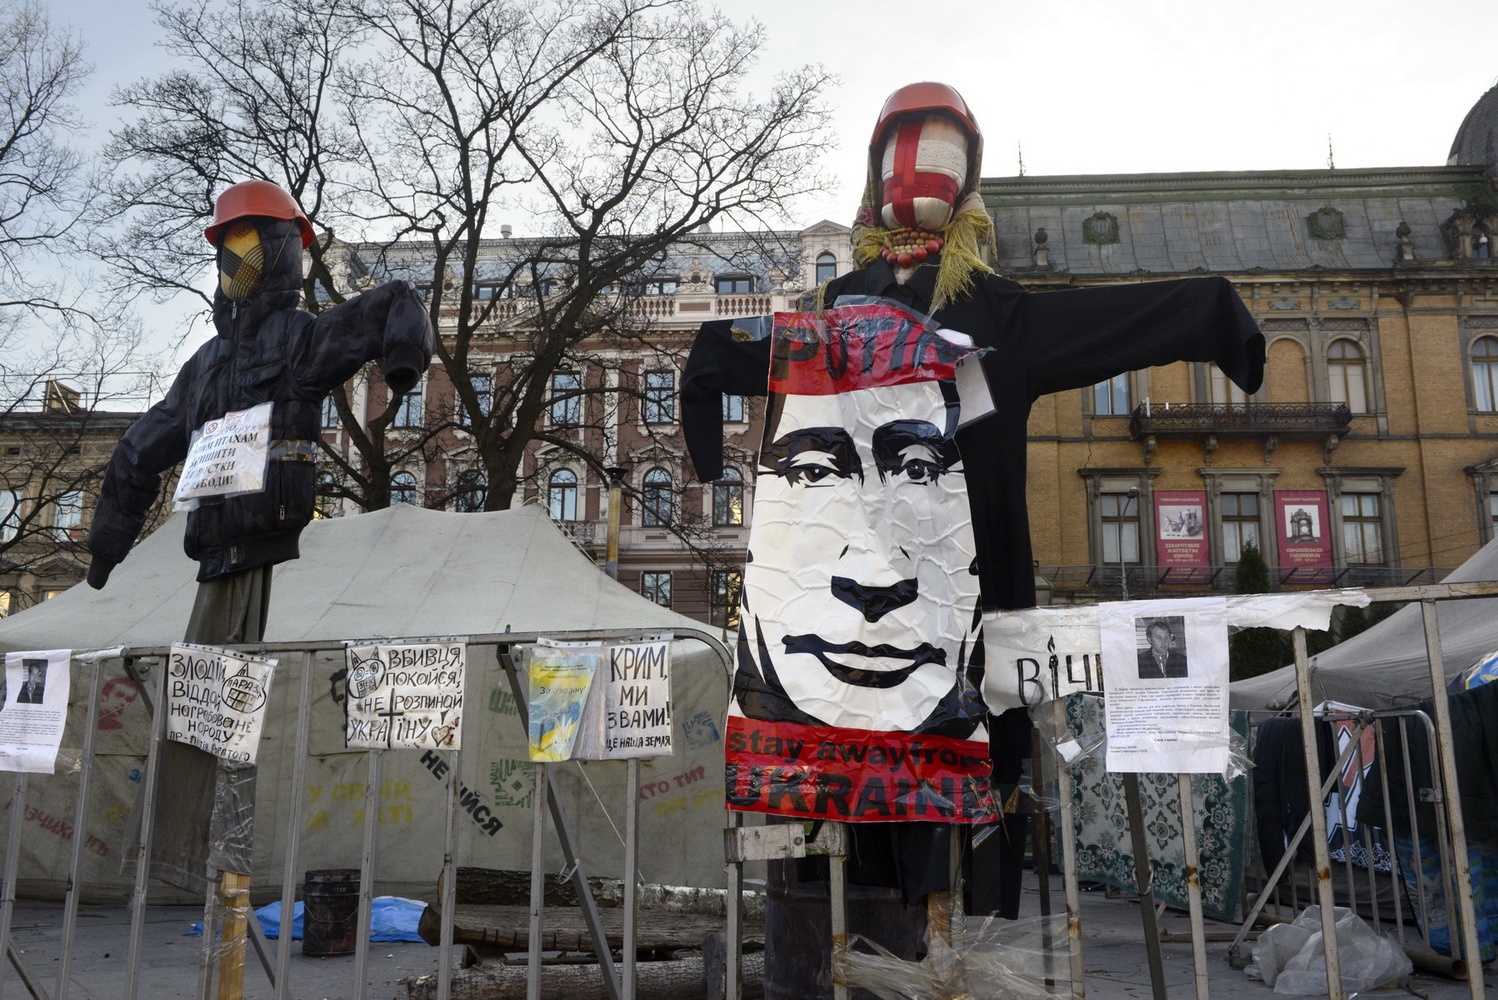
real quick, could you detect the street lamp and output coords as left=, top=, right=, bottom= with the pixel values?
left=1120, top=486, right=1140, bottom=601
left=604, top=466, right=627, bottom=580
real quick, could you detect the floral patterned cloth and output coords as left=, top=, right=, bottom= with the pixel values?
left=1055, top=693, right=1250, bottom=923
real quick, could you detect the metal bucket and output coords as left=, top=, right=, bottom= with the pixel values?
left=302, top=869, right=361, bottom=956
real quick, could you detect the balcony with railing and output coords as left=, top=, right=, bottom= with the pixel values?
left=1129, top=402, right=1352, bottom=440
left=1037, top=562, right=1450, bottom=602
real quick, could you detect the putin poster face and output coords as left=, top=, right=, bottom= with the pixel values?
left=725, top=301, right=996, bottom=824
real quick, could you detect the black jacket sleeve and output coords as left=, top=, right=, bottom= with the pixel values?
left=1020, top=276, right=1265, bottom=400
left=681, top=317, right=773, bottom=481
left=86, top=363, right=197, bottom=588
left=302, top=280, right=435, bottom=396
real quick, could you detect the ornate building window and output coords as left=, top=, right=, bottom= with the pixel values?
left=815, top=252, right=837, bottom=284
left=390, top=471, right=421, bottom=506
left=641, top=468, right=673, bottom=526
left=454, top=470, right=487, bottom=513
left=710, top=570, right=742, bottom=629
left=1209, top=364, right=1249, bottom=405
left=394, top=381, right=423, bottom=428
left=1472, top=335, right=1498, bottom=412
left=462, top=373, right=492, bottom=423
left=1092, top=373, right=1130, bottom=416
left=641, top=571, right=672, bottom=608
left=550, top=372, right=581, bottom=426
left=643, top=370, right=675, bottom=424
left=1100, top=491, right=1142, bottom=565
left=722, top=394, right=745, bottom=423
left=0, top=490, right=17, bottom=543
left=713, top=468, right=744, bottom=526
left=547, top=469, right=578, bottom=521
left=1220, top=493, right=1260, bottom=563
left=714, top=275, right=752, bottom=294
left=52, top=490, right=83, bottom=541
left=1326, top=339, right=1368, bottom=413
left=1340, top=493, right=1384, bottom=564
left=321, top=394, right=340, bottom=429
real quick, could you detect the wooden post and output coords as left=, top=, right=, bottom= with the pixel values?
left=217, top=871, right=253, bottom=1000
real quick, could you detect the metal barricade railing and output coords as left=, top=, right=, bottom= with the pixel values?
left=0, top=626, right=731, bottom=1000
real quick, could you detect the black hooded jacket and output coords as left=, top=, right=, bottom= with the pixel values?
left=87, top=218, right=435, bottom=585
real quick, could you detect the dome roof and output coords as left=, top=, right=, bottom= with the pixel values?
left=1449, top=80, right=1498, bottom=176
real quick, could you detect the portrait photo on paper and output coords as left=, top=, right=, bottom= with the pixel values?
left=1135, top=616, right=1189, bottom=679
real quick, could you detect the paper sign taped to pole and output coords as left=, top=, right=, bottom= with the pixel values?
left=166, top=644, right=277, bottom=763
left=173, top=401, right=273, bottom=508
left=527, top=640, right=600, bottom=762
left=0, top=649, right=73, bottom=773
left=344, top=642, right=465, bottom=750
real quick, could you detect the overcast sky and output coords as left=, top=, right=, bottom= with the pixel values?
left=52, top=0, right=1498, bottom=356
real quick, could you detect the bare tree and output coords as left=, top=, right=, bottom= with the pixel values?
left=97, top=0, right=831, bottom=515
left=0, top=0, right=93, bottom=319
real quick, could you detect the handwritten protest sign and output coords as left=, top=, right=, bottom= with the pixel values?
left=572, top=638, right=673, bottom=760
left=0, top=649, right=72, bottom=773
left=173, top=401, right=272, bottom=509
left=344, top=642, right=465, bottom=750
left=166, top=644, right=277, bottom=763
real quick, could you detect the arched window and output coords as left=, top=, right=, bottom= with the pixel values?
left=815, top=252, right=837, bottom=285
left=1472, top=336, right=1498, bottom=412
left=1476, top=224, right=1492, bottom=260
left=714, top=468, right=744, bottom=526
left=390, top=471, right=421, bottom=506
left=642, top=468, right=673, bottom=526
left=0, top=490, right=17, bottom=542
left=547, top=469, right=578, bottom=521
left=455, top=470, right=487, bottom=513
left=1327, top=339, right=1368, bottom=413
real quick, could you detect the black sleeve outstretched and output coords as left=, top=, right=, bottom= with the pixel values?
left=304, top=280, right=436, bottom=397
left=681, top=318, right=773, bottom=482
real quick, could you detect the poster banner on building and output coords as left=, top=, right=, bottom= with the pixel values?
left=1155, top=490, right=1209, bottom=581
left=572, top=637, right=674, bottom=760
left=0, top=649, right=72, bottom=773
left=344, top=642, right=465, bottom=750
left=166, top=644, right=277, bottom=763
left=527, top=640, right=601, bottom=762
left=1275, top=491, right=1333, bottom=583
left=1098, top=598, right=1230, bottom=774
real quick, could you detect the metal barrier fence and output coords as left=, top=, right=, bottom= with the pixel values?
left=0, top=627, right=732, bottom=1000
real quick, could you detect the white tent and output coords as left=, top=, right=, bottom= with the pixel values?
left=1, top=505, right=737, bottom=900
left=1229, top=537, right=1498, bottom=711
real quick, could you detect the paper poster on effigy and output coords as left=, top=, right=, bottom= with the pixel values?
left=0, top=649, right=73, bottom=773
left=725, top=299, right=997, bottom=824
left=344, top=642, right=465, bottom=750
left=166, top=644, right=277, bottom=763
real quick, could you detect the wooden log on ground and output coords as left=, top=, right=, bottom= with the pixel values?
left=417, top=902, right=764, bottom=955
left=404, top=953, right=766, bottom=1000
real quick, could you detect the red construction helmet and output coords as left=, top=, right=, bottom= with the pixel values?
left=204, top=179, right=314, bottom=248
left=870, top=82, right=981, bottom=148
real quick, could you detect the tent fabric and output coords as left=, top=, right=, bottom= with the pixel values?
left=1229, top=537, right=1498, bottom=711
left=0, top=504, right=695, bottom=651
left=1, top=505, right=738, bottom=901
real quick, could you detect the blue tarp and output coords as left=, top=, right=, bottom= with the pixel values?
left=188, top=895, right=427, bottom=942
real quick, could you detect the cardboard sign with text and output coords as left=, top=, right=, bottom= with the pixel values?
left=344, top=642, right=465, bottom=750
left=167, top=644, right=277, bottom=763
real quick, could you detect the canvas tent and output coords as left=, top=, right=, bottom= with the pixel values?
left=0, top=504, right=736, bottom=900
left=1229, top=536, right=1498, bottom=711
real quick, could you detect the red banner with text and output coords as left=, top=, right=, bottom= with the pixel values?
left=1275, top=490, right=1333, bottom=583
left=724, top=715, right=996, bottom=823
left=1155, top=490, right=1210, bottom=582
